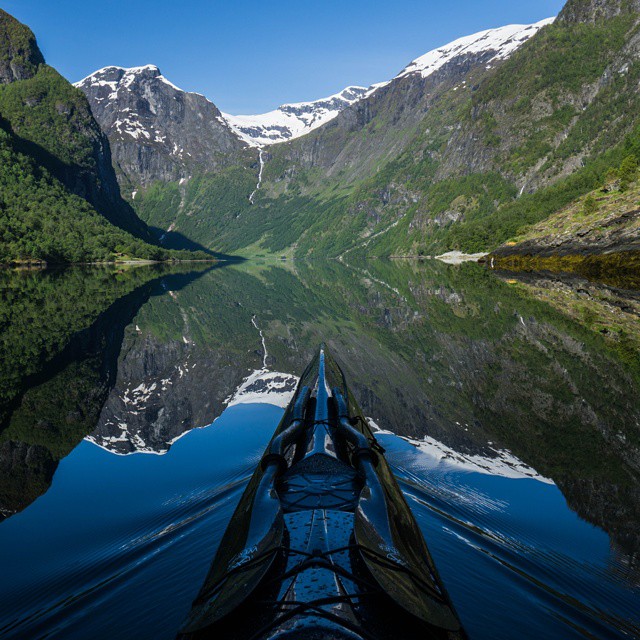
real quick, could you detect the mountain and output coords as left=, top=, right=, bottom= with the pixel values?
left=222, top=86, right=375, bottom=146
left=0, top=9, right=44, bottom=83
left=75, top=64, right=258, bottom=248
left=78, top=19, right=553, bottom=253
left=223, top=21, right=553, bottom=147
left=263, top=19, right=554, bottom=185
left=194, top=18, right=558, bottom=255
left=247, top=1, right=640, bottom=260
left=0, top=9, right=194, bottom=263
left=75, top=65, right=252, bottom=193
left=76, top=0, right=640, bottom=263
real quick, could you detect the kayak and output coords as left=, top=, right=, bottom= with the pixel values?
left=179, top=347, right=466, bottom=639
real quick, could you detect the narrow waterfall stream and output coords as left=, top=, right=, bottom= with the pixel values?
left=249, top=148, right=265, bottom=204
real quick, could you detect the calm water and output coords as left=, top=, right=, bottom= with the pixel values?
left=0, top=259, right=638, bottom=639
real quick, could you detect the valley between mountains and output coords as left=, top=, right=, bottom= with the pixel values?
left=1, top=0, right=640, bottom=268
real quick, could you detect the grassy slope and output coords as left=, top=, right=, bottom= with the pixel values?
left=363, top=13, right=640, bottom=256
left=505, top=178, right=640, bottom=248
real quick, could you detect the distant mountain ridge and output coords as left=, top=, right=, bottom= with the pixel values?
left=78, top=20, right=552, bottom=152
left=223, top=86, right=375, bottom=147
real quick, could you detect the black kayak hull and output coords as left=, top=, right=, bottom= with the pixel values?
left=179, top=348, right=465, bottom=640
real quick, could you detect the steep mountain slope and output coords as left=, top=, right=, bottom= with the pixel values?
left=87, top=19, right=551, bottom=253
left=223, top=85, right=375, bottom=146
left=263, top=20, right=554, bottom=184
left=0, top=11, right=152, bottom=240
left=559, top=0, right=640, bottom=23
left=0, top=9, right=185, bottom=263
left=249, top=0, right=640, bottom=259
left=76, top=65, right=258, bottom=247
left=0, top=9, right=44, bottom=83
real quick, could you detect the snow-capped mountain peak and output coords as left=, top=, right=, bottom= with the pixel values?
left=220, top=18, right=554, bottom=147
left=222, top=85, right=375, bottom=147
left=395, top=18, right=555, bottom=80
left=75, top=63, right=248, bottom=188
left=75, top=64, right=184, bottom=97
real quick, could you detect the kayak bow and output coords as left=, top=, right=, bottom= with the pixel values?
left=179, top=347, right=465, bottom=640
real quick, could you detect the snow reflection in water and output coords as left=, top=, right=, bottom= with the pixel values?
left=0, top=401, right=638, bottom=639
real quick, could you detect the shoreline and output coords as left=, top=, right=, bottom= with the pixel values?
left=388, top=251, right=488, bottom=264
left=0, top=257, right=219, bottom=270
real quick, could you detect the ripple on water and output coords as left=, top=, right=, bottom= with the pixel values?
left=0, top=404, right=281, bottom=640
left=381, top=433, right=640, bottom=639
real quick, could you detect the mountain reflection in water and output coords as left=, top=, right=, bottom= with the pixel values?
left=0, top=258, right=638, bottom=639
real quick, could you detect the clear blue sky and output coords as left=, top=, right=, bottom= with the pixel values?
left=2, top=0, right=565, bottom=114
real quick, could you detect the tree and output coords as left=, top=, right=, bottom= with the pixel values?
left=583, top=194, right=597, bottom=216
left=619, top=155, right=638, bottom=191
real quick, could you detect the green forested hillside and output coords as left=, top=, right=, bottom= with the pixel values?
left=0, top=127, right=191, bottom=262
left=0, top=9, right=202, bottom=264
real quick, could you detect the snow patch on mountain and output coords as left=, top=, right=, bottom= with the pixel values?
left=222, top=86, right=374, bottom=147
left=226, top=370, right=299, bottom=409
left=395, top=18, right=554, bottom=80
left=76, top=64, right=184, bottom=95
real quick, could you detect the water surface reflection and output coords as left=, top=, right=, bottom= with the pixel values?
left=0, top=259, right=638, bottom=638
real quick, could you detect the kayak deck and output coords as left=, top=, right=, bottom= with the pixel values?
left=179, top=348, right=465, bottom=640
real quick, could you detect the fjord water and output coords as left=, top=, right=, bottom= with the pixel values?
left=0, top=260, right=638, bottom=639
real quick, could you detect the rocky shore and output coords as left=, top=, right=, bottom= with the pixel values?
left=487, top=181, right=640, bottom=280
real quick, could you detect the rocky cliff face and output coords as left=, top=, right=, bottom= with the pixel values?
left=559, top=0, right=640, bottom=23
left=0, top=10, right=44, bottom=84
left=76, top=65, right=252, bottom=192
